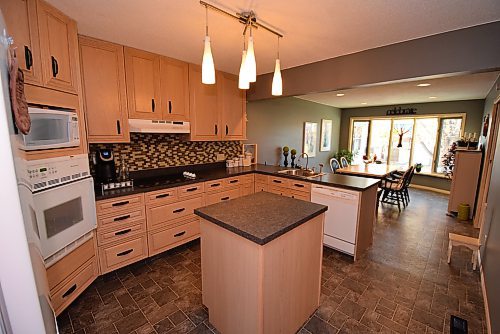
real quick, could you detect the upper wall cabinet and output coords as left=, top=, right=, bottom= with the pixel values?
left=124, top=47, right=162, bottom=120
left=161, top=57, right=189, bottom=121
left=37, top=0, right=79, bottom=94
left=79, top=36, right=130, bottom=143
left=220, top=72, right=246, bottom=141
left=0, top=0, right=43, bottom=86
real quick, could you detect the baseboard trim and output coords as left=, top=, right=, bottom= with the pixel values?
left=478, top=252, right=492, bottom=334
left=409, top=184, right=450, bottom=195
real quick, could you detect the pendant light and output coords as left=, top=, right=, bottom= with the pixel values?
left=238, top=33, right=249, bottom=89
left=243, top=26, right=256, bottom=83
left=202, top=5, right=215, bottom=84
left=272, top=36, right=282, bottom=96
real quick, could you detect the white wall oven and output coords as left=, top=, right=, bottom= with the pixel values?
left=18, top=107, right=80, bottom=151
left=18, top=155, right=96, bottom=263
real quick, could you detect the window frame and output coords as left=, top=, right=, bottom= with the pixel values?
left=348, top=113, right=466, bottom=174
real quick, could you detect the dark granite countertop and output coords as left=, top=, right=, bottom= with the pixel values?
left=94, top=163, right=380, bottom=201
left=194, top=192, right=328, bottom=245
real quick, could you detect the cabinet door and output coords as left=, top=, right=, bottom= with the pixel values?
left=124, top=47, right=161, bottom=120
left=79, top=37, right=129, bottom=143
left=161, top=57, right=189, bottom=121
left=37, top=0, right=78, bottom=94
left=189, top=64, right=221, bottom=141
left=220, top=72, right=246, bottom=140
left=0, top=0, right=42, bottom=85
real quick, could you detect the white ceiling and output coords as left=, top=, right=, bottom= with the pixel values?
left=47, top=0, right=500, bottom=75
left=295, top=71, right=500, bottom=108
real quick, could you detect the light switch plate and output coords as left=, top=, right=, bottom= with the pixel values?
left=216, top=153, right=226, bottom=161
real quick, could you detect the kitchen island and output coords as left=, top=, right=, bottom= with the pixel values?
left=195, top=192, right=327, bottom=334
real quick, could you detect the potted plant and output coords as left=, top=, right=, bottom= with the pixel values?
left=333, top=149, right=353, bottom=164
left=415, top=163, right=423, bottom=173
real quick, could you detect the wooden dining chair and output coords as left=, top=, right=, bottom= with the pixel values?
left=340, top=157, right=349, bottom=168
left=380, top=167, right=412, bottom=211
left=329, top=158, right=341, bottom=173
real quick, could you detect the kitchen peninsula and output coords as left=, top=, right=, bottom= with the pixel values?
left=195, top=192, right=327, bottom=334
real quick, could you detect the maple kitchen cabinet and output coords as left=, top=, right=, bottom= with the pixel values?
left=79, top=36, right=130, bottom=143
left=160, top=57, right=190, bottom=121
left=220, top=72, right=247, bottom=140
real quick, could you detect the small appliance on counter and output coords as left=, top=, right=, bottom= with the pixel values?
left=94, top=149, right=134, bottom=193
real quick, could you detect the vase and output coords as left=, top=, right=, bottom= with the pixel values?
left=283, top=153, right=289, bottom=167
left=291, top=155, right=296, bottom=168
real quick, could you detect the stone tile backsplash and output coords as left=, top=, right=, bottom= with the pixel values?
left=89, top=133, right=242, bottom=172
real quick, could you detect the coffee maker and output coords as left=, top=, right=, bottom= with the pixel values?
left=95, top=149, right=116, bottom=183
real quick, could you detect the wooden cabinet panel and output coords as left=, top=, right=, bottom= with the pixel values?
left=268, top=184, right=291, bottom=197
left=241, top=183, right=254, bottom=197
left=97, top=221, right=146, bottom=246
left=289, top=180, right=311, bottom=192
left=255, top=174, right=268, bottom=184
left=205, top=187, right=241, bottom=206
left=189, top=64, right=220, bottom=141
left=124, top=47, right=161, bottom=120
left=268, top=176, right=291, bottom=188
left=290, top=190, right=310, bottom=201
left=161, top=57, right=189, bottom=121
left=220, top=72, right=246, bottom=140
left=145, top=188, right=179, bottom=206
left=204, top=179, right=224, bottom=193
left=37, top=0, right=78, bottom=93
left=79, top=36, right=129, bottom=143
left=96, top=193, right=144, bottom=216
left=223, top=176, right=241, bottom=187
left=99, top=235, right=148, bottom=274
left=147, top=196, right=203, bottom=230
left=178, top=183, right=204, bottom=198
left=0, top=0, right=42, bottom=85
left=97, top=207, right=145, bottom=230
left=148, top=219, right=200, bottom=256
left=255, top=182, right=268, bottom=192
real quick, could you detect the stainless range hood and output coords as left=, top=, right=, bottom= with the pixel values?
left=128, top=119, right=190, bottom=134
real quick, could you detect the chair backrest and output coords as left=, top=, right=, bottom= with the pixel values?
left=405, top=165, right=416, bottom=187
left=340, top=157, right=349, bottom=168
left=330, top=158, right=340, bottom=172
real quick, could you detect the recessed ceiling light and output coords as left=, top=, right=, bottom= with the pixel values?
left=336, top=93, right=345, bottom=97
left=429, top=96, right=437, bottom=99
left=361, top=102, right=367, bottom=105
left=417, top=83, right=431, bottom=87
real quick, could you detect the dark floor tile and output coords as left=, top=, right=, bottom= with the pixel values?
left=305, top=315, right=338, bottom=334
left=360, top=310, right=382, bottom=332
left=71, top=312, right=95, bottom=331
left=339, top=318, right=375, bottom=334
left=152, top=317, right=174, bottom=334
left=341, top=279, right=368, bottom=295
left=316, top=296, right=339, bottom=320
left=96, top=278, right=124, bottom=296
left=189, top=323, right=212, bottom=334
left=165, top=319, right=196, bottom=334
left=135, top=323, right=155, bottom=334
left=115, top=290, right=139, bottom=317
left=411, top=308, right=444, bottom=332
left=328, top=311, right=349, bottom=329
left=187, top=307, right=208, bottom=326
left=174, top=291, right=202, bottom=312
left=151, top=288, right=178, bottom=307
left=142, top=300, right=179, bottom=325
left=114, top=310, right=148, bottom=334
left=338, top=298, right=366, bottom=321
left=169, top=310, right=188, bottom=326
left=377, top=315, right=407, bottom=334
left=392, top=304, right=412, bottom=327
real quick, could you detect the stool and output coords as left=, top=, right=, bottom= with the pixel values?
left=447, top=233, right=480, bottom=270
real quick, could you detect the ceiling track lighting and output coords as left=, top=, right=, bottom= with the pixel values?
left=200, top=1, right=284, bottom=96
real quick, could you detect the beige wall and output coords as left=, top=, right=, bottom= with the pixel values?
left=246, top=97, right=341, bottom=169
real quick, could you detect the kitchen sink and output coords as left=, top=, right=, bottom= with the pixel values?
left=277, top=169, right=325, bottom=179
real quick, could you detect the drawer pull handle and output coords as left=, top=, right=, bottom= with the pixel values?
left=114, top=215, right=130, bottom=222
left=112, top=200, right=129, bottom=207
left=221, top=196, right=230, bottom=201
left=62, top=284, right=77, bottom=298
left=273, top=180, right=282, bottom=183
left=210, top=183, right=221, bottom=187
left=173, top=208, right=185, bottom=213
left=115, top=228, right=132, bottom=236
left=51, top=56, right=58, bottom=77
left=186, top=187, right=198, bottom=192
left=24, top=46, right=33, bottom=70
left=229, top=180, right=238, bottom=184
left=156, top=193, right=170, bottom=199
left=117, top=249, right=133, bottom=257
left=174, top=231, right=186, bottom=238
left=294, top=184, right=305, bottom=188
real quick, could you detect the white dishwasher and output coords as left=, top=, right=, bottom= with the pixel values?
left=311, top=184, right=360, bottom=256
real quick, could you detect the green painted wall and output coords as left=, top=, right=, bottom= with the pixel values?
left=246, top=97, right=341, bottom=169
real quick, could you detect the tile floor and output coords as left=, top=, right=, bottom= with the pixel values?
left=58, top=189, right=485, bottom=334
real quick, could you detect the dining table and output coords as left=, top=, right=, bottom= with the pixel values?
left=336, top=163, right=402, bottom=179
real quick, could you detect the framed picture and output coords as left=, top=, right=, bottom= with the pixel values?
left=303, top=122, right=318, bottom=157
left=320, top=119, right=333, bottom=151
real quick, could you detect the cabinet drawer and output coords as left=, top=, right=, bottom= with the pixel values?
left=147, top=196, right=203, bottom=230
left=47, top=236, right=95, bottom=291
left=148, top=219, right=200, bottom=256
left=241, top=183, right=254, bottom=197
left=268, top=184, right=291, bottom=197
left=145, top=188, right=178, bottom=206
left=96, top=194, right=144, bottom=216
left=240, top=174, right=254, bottom=184
left=97, top=221, right=146, bottom=246
left=268, top=176, right=291, bottom=187
left=97, top=207, right=145, bottom=230
left=255, top=174, right=268, bottom=184
left=223, top=176, right=241, bottom=187
left=255, top=182, right=268, bottom=192
left=178, top=183, right=204, bottom=198
left=51, top=258, right=98, bottom=315
left=289, top=180, right=311, bottom=192
left=205, top=188, right=240, bottom=206
left=204, top=179, right=224, bottom=193
left=99, top=235, right=148, bottom=274
left=290, top=190, right=311, bottom=201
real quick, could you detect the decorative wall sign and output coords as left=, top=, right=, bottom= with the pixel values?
left=303, top=122, right=318, bottom=157
left=386, top=106, right=417, bottom=116
left=320, top=119, right=333, bottom=151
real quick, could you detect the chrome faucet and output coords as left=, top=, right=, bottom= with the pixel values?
left=299, top=152, right=309, bottom=171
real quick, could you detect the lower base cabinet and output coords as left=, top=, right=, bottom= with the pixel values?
left=148, top=218, right=200, bottom=256
left=99, top=235, right=148, bottom=274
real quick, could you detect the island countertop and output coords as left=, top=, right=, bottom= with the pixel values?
left=194, top=191, right=328, bottom=245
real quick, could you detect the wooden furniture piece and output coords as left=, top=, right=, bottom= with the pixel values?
left=337, top=163, right=401, bottom=178
left=160, top=57, right=190, bottom=121
left=380, top=166, right=415, bottom=211
left=220, top=72, right=247, bottom=140
left=448, top=150, right=483, bottom=219
left=447, top=233, right=480, bottom=270
left=258, top=175, right=311, bottom=201
left=79, top=36, right=129, bottom=143
left=196, top=192, right=326, bottom=334
left=46, top=234, right=99, bottom=315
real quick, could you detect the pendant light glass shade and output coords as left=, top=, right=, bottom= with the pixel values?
left=202, top=36, right=216, bottom=84
left=238, top=50, right=249, bottom=89
left=272, top=59, right=282, bottom=96
left=244, top=36, right=256, bottom=82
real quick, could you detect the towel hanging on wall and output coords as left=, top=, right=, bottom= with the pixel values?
left=8, top=47, right=30, bottom=135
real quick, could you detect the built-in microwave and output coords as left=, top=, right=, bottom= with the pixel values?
left=18, top=107, right=80, bottom=151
